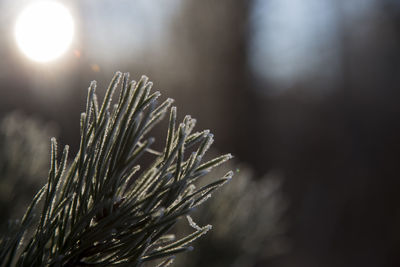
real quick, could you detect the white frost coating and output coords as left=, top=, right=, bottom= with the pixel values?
left=179, top=184, right=196, bottom=202
left=202, top=134, right=214, bottom=156
left=156, top=256, right=175, bottom=267
left=225, top=170, right=234, bottom=178
left=140, top=75, right=149, bottom=83
left=187, top=215, right=202, bottom=231
left=186, top=184, right=196, bottom=194
left=159, top=234, right=175, bottom=242
left=152, top=207, right=165, bottom=218
left=152, top=91, right=161, bottom=99
left=226, top=153, right=234, bottom=160
left=185, top=117, right=197, bottom=134
left=90, top=80, right=97, bottom=88
left=194, top=193, right=212, bottom=207
left=190, top=118, right=197, bottom=125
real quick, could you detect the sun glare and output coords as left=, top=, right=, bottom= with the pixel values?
left=15, top=1, right=74, bottom=63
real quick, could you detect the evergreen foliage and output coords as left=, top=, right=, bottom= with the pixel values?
left=0, top=72, right=232, bottom=266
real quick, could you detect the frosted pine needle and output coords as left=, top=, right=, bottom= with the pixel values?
left=0, top=72, right=232, bottom=266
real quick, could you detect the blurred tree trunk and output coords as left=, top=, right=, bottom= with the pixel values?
left=167, top=0, right=255, bottom=159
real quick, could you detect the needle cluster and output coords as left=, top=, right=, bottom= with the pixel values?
left=0, top=72, right=232, bottom=266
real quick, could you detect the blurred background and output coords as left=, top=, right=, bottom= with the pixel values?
left=1, top=0, right=400, bottom=266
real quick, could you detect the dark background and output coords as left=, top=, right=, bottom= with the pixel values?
left=1, top=0, right=400, bottom=266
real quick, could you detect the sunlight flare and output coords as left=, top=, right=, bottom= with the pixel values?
left=15, top=1, right=74, bottom=62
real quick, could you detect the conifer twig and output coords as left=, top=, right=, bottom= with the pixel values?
left=0, top=72, right=232, bottom=266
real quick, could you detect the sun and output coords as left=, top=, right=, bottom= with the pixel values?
left=15, top=1, right=74, bottom=63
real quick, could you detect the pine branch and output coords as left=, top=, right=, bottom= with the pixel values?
left=0, top=72, right=232, bottom=266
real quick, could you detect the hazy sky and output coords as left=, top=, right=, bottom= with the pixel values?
left=249, top=0, right=378, bottom=92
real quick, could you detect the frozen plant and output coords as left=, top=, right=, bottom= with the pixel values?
left=0, top=72, right=232, bottom=266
